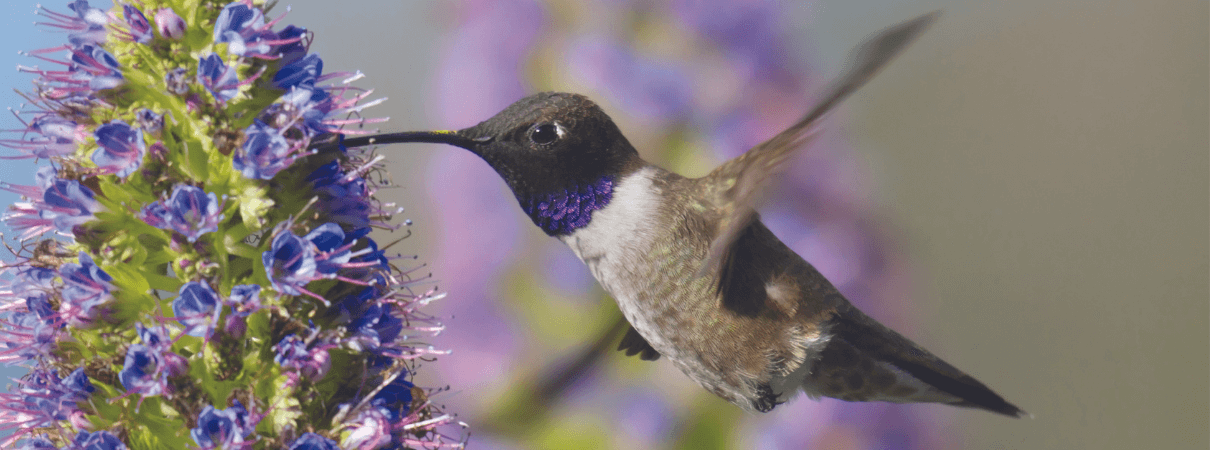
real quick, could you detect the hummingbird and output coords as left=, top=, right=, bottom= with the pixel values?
left=334, top=11, right=1025, bottom=417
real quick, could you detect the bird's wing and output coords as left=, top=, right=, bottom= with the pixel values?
left=696, top=11, right=940, bottom=281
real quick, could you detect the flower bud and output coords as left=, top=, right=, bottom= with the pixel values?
left=155, top=8, right=186, bottom=40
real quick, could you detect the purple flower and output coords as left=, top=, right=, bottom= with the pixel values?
left=0, top=267, right=61, bottom=361
left=274, top=333, right=330, bottom=380
left=274, top=25, right=310, bottom=66
left=42, top=178, right=101, bottom=234
left=0, top=114, right=83, bottom=159
left=165, top=67, right=190, bottom=95
left=213, top=2, right=276, bottom=58
left=232, top=120, right=298, bottom=180
left=2, top=310, right=58, bottom=362
left=139, top=185, right=224, bottom=242
left=119, top=5, right=153, bottom=44
left=1, top=167, right=100, bottom=238
left=72, top=430, right=126, bottom=450
left=119, top=324, right=186, bottom=397
left=69, top=44, right=124, bottom=91
left=0, top=366, right=94, bottom=440
left=190, top=402, right=253, bottom=449
left=263, top=231, right=318, bottom=296
left=198, top=53, right=241, bottom=103
left=307, top=161, right=373, bottom=230
left=92, top=120, right=146, bottom=178
left=348, top=300, right=403, bottom=353
left=306, top=223, right=352, bottom=275
left=58, top=252, right=114, bottom=326
left=340, top=404, right=392, bottom=450
left=14, top=435, right=56, bottom=450
left=262, top=223, right=367, bottom=302
left=155, top=8, right=186, bottom=40
left=288, top=432, right=340, bottom=450
left=60, top=368, right=95, bottom=403
left=136, top=109, right=164, bottom=137
left=370, top=375, right=414, bottom=421
left=119, top=344, right=162, bottom=396
left=173, top=281, right=222, bottom=338
left=35, top=1, right=109, bottom=46
left=227, top=284, right=263, bottom=317
left=273, top=53, right=323, bottom=90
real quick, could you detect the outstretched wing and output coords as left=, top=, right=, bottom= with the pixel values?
left=696, top=11, right=941, bottom=281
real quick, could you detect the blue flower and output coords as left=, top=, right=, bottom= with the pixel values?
left=306, top=160, right=380, bottom=232
left=58, top=252, right=114, bottom=326
left=339, top=406, right=393, bottom=449
left=263, top=231, right=317, bottom=296
left=2, top=310, right=58, bottom=361
left=14, top=434, right=56, bottom=450
left=198, top=53, right=241, bottom=103
left=0, top=114, right=81, bottom=159
left=1, top=167, right=100, bottom=238
left=213, top=2, right=276, bottom=58
left=263, top=222, right=358, bottom=299
left=0, top=366, right=94, bottom=438
left=306, top=223, right=352, bottom=275
left=119, top=324, right=186, bottom=397
left=232, top=119, right=297, bottom=180
left=60, top=368, right=95, bottom=403
left=227, top=284, right=263, bottom=317
left=136, top=108, right=164, bottom=137
left=92, top=120, right=146, bottom=178
left=274, top=333, right=330, bottom=381
left=190, top=402, right=253, bottom=449
left=69, top=44, right=123, bottom=91
left=348, top=301, right=403, bottom=352
left=273, top=53, right=323, bottom=90
left=119, top=5, right=152, bottom=44
left=165, top=67, right=190, bottom=95
left=371, top=374, right=415, bottom=421
left=35, top=1, right=109, bottom=46
left=274, top=25, right=310, bottom=66
left=138, top=185, right=224, bottom=242
left=288, top=432, right=340, bottom=450
left=118, top=344, right=162, bottom=396
left=73, top=430, right=127, bottom=450
left=42, top=177, right=102, bottom=234
left=135, top=323, right=167, bottom=349
left=173, top=281, right=222, bottom=338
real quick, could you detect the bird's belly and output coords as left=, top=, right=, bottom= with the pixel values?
left=556, top=167, right=694, bottom=360
left=562, top=223, right=760, bottom=405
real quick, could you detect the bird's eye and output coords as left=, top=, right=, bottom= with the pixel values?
left=528, top=122, right=563, bottom=145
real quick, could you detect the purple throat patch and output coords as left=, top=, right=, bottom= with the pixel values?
left=521, top=176, right=614, bottom=236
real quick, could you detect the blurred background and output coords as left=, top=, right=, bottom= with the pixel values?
left=2, top=0, right=1206, bottom=449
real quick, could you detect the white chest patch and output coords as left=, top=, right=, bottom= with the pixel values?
left=559, top=166, right=664, bottom=329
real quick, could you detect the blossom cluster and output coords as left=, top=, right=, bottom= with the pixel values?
left=0, top=1, right=460, bottom=448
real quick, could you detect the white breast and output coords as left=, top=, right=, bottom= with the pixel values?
left=558, top=166, right=666, bottom=340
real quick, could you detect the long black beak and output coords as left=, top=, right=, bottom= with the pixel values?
left=311, top=130, right=489, bottom=152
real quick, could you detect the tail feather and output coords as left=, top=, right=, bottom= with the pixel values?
left=806, top=307, right=1027, bottom=418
